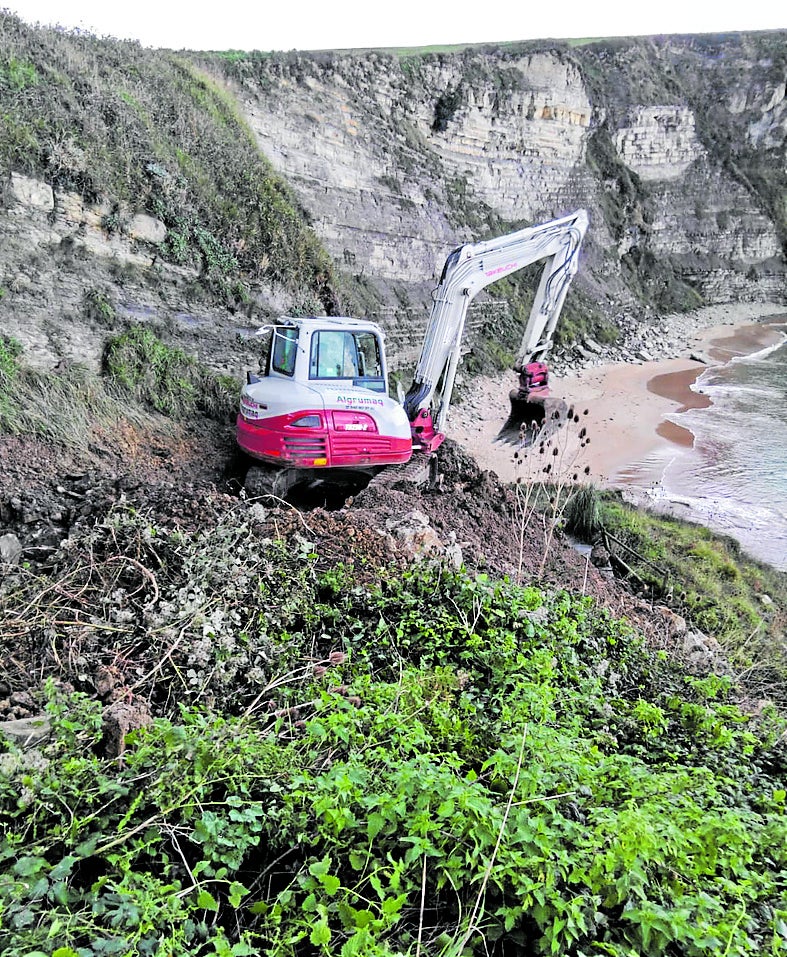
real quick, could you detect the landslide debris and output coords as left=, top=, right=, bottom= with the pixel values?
left=0, top=419, right=680, bottom=734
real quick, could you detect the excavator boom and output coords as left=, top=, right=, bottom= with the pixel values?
left=403, top=209, right=588, bottom=448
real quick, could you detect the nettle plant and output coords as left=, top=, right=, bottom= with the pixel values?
left=1, top=509, right=787, bottom=956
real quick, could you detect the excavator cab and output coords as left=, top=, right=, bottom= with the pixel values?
left=237, top=317, right=412, bottom=494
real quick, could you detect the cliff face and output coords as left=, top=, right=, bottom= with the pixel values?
left=225, top=35, right=786, bottom=328
left=232, top=49, right=598, bottom=329
left=1, top=22, right=785, bottom=373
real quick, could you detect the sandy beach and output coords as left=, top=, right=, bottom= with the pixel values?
left=447, top=304, right=787, bottom=490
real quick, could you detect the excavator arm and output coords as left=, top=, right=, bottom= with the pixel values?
left=403, top=209, right=588, bottom=449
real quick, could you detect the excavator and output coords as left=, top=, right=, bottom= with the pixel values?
left=236, top=209, right=589, bottom=496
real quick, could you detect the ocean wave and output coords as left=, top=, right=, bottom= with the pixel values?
left=727, top=333, right=787, bottom=367
left=692, top=383, right=784, bottom=402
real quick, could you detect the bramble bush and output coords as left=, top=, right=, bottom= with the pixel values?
left=2, top=506, right=787, bottom=955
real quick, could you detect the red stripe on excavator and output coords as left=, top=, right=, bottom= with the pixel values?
left=236, top=411, right=412, bottom=468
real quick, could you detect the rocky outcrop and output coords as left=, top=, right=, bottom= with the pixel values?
left=615, top=107, right=706, bottom=181
left=1, top=31, right=785, bottom=377
left=1, top=173, right=268, bottom=376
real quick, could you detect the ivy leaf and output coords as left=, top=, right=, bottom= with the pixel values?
left=309, top=856, right=330, bottom=878
left=49, top=855, right=79, bottom=881
left=381, top=894, right=406, bottom=918
left=230, top=944, right=257, bottom=956
left=13, top=857, right=47, bottom=877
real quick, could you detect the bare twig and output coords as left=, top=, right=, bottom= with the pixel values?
left=416, top=852, right=428, bottom=957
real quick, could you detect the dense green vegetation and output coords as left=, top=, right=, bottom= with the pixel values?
left=0, top=12, right=336, bottom=310
left=2, top=505, right=787, bottom=956
left=103, top=325, right=239, bottom=421
left=599, top=493, right=787, bottom=692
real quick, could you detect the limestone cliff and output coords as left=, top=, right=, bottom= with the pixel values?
left=1, top=18, right=785, bottom=374
left=220, top=35, right=786, bottom=328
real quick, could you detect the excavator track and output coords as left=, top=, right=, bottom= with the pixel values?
left=243, top=463, right=297, bottom=499
left=364, top=453, right=436, bottom=493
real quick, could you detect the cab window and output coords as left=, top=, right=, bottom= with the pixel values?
left=311, top=331, right=356, bottom=378
left=271, top=327, right=298, bottom=377
left=309, top=330, right=384, bottom=382
left=355, top=333, right=383, bottom=378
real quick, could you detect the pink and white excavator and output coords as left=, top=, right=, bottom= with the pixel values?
left=236, top=209, right=589, bottom=495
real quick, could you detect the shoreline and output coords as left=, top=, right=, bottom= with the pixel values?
left=447, top=303, right=787, bottom=492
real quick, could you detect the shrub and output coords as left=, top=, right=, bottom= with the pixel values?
left=103, top=324, right=238, bottom=421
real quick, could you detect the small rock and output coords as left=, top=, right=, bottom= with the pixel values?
left=128, top=213, right=167, bottom=244
left=656, top=605, right=687, bottom=638
left=0, top=533, right=23, bottom=567
left=10, top=691, right=35, bottom=709
left=0, top=714, right=51, bottom=746
left=102, top=696, right=152, bottom=758
left=9, top=172, right=55, bottom=211
left=444, top=542, right=464, bottom=569
left=385, top=510, right=442, bottom=557
left=683, top=630, right=721, bottom=665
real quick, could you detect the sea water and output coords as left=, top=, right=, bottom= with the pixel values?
left=646, top=322, right=787, bottom=570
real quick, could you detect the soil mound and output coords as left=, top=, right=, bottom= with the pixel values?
left=1, top=423, right=667, bottom=731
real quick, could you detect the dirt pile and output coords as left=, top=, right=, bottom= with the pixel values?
left=0, top=421, right=673, bottom=735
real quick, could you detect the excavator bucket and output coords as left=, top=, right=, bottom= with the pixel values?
left=495, top=393, right=568, bottom=446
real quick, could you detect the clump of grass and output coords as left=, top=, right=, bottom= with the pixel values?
left=0, top=334, right=24, bottom=428
left=82, top=287, right=117, bottom=327
left=103, top=324, right=238, bottom=421
left=564, top=482, right=602, bottom=542
left=0, top=340, right=142, bottom=448
left=599, top=492, right=787, bottom=689
left=0, top=334, right=22, bottom=382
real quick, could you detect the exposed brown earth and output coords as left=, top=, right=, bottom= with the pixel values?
left=0, top=411, right=685, bottom=735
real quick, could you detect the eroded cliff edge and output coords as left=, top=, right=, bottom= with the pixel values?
left=1, top=19, right=785, bottom=373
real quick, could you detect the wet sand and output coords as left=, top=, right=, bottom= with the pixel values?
left=447, top=312, right=786, bottom=489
